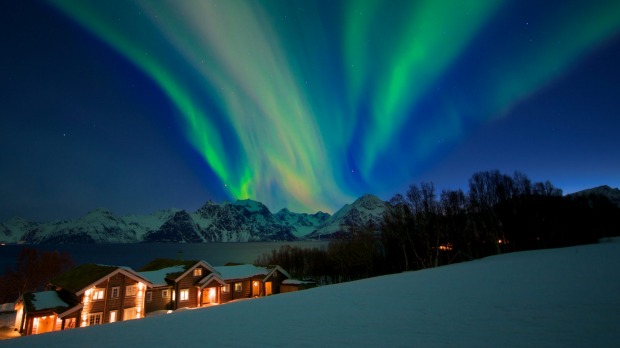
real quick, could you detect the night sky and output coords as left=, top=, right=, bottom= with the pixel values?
left=2, top=0, right=620, bottom=222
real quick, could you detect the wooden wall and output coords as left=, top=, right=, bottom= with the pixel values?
left=145, top=286, right=172, bottom=313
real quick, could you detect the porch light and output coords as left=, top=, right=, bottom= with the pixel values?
left=253, top=281, right=258, bottom=286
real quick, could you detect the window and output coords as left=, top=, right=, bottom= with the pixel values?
left=162, top=289, right=169, bottom=298
left=146, top=291, right=152, bottom=302
left=109, top=310, right=117, bottom=323
left=126, top=285, right=137, bottom=297
left=193, top=268, right=203, bottom=277
left=123, top=307, right=137, bottom=321
left=221, top=284, right=230, bottom=293
left=234, top=282, right=242, bottom=292
left=88, top=313, right=103, bottom=326
left=110, top=287, right=120, bottom=299
left=180, top=289, right=189, bottom=301
left=92, top=289, right=105, bottom=301
left=65, top=318, right=76, bottom=329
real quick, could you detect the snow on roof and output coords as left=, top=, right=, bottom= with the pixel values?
left=0, top=302, right=15, bottom=312
left=30, top=291, right=70, bottom=311
left=138, top=266, right=186, bottom=287
left=214, top=264, right=269, bottom=281
left=282, top=279, right=316, bottom=285
left=171, top=260, right=217, bottom=283
left=197, top=273, right=226, bottom=288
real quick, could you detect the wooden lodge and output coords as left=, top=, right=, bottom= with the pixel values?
left=16, top=264, right=152, bottom=335
left=138, top=260, right=291, bottom=311
left=16, top=259, right=298, bottom=336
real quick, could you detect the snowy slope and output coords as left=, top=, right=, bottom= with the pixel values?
left=122, top=209, right=180, bottom=241
left=7, top=209, right=140, bottom=244
left=309, top=194, right=388, bottom=238
left=274, top=208, right=330, bottom=238
left=0, top=217, right=41, bottom=243
left=8, top=241, right=619, bottom=347
left=192, top=200, right=297, bottom=242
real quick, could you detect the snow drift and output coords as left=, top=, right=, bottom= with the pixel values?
left=4, top=240, right=620, bottom=347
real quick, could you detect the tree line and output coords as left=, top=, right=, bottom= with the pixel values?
left=0, top=248, right=73, bottom=304
left=257, top=170, right=620, bottom=283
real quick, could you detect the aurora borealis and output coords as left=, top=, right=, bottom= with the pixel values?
left=2, top=0, right=620, bottom=220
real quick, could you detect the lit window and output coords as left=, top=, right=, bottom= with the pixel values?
left=180, top=289, right=189, bottom=301
left=193, top=268, right=203, bottom=277
left=146, top=291, right=152, bottom=302
left=123, top=307, right=137, bottom=321
left=65, top=318, right=76, bottom=329
left=221, top=284, right=230, bottom=293
left=88, top=313, right=103, bottom=326
left=110, top=287, right=120, bottom=299
left=92, top=289, right=105, bottom=301
left=234, top=282, right=242, bottom=292
left=109, top=310, right=117, bottom=323
left=162, top=289, right=169, bottom=298
left=439, top=244, right=453, bottom=251
left=126, top=285, right=138, bottom=297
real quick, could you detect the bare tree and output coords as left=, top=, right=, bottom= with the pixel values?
left=0, top=248, right=73, bottom=302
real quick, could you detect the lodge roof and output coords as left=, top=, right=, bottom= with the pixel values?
left=51, top=264, right=152, bottom=295
left=138, top=266, right=186, bottom=287
left=214, top=264, right=271, bottom=281
left=23, top=291, right=70, bottom=313
left=138, top=258, right=198, bottom=272
left=51, top=264, right=118, bottom=293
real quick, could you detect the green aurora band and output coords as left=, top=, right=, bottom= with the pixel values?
left=47, top=0, right=620, bottom=213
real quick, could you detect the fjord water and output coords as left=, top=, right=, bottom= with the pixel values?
left=0, top=241, right=328, bottom=274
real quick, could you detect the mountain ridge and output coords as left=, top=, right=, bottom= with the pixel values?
left=0, top=195, right=387, bottom=244
left=567, top=185, right=620, bottom=208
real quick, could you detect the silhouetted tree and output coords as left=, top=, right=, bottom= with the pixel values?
left=327, top=222, right=384, bottom=281
left=0, top=248, right=73, bottom=303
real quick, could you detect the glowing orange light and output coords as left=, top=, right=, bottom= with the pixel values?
left=438, top=243, right=453, bottom=251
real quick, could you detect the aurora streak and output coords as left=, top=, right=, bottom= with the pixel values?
left=46, top=0, right=620, bottom=214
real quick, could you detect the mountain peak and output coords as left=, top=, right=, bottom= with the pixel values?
left=569, top=185, right=620, bottom=208
left=85, top=208, right=113, bottom=216
left=232, top=199, right=270, bottom=213
left=2, top=195, right=387, bottom=243
left=352, top=194, right=387, bottom=211
left=308, top=195, right=387, bottom=238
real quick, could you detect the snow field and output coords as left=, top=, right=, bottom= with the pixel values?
left=4, top=241, right=619, bottom=347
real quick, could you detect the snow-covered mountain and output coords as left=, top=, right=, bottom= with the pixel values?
left=0, top=199, right=336, bottom=244
left=0, top=217, right=40, bottom=242
left=143, top=200, right=299, bottom=243
left=1, top=209, right=141, bottom=244
left=568, top=185, right=620, bottom=208
left=274, top=208, right=330, bottom=238
left=307, top=194, right=389, bottom=238
left=0, top=195, right=393, bottom=244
